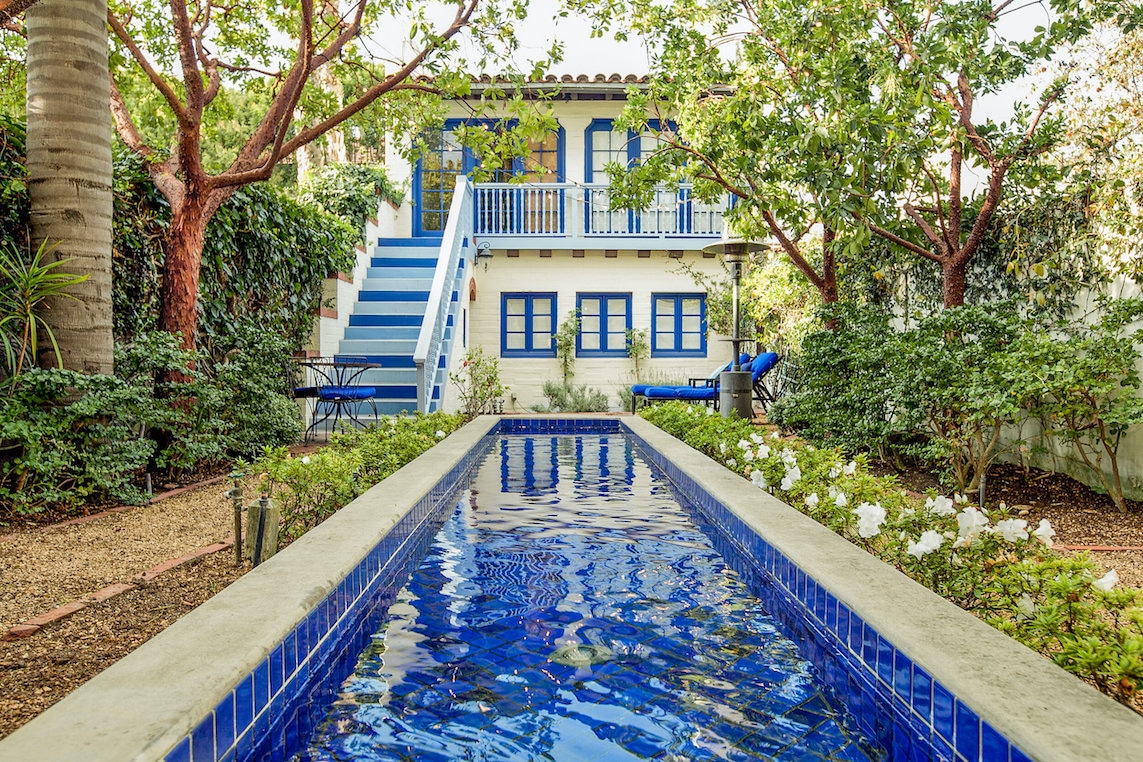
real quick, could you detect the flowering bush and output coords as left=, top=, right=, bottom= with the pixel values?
left=641, top=402, right=1143, bottom=708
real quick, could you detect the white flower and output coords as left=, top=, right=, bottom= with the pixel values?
left=829, top=466, right=841, bottom=479
left=925, top=495, right=956, bottom=516
left=906, top=530, right=944, bottom=559
left=779, top=449, right=797, bottom=467
left=1093, top=570, right=1119, bottom=591
left=834, top=491, right=848, bottom=508
left=954, top=493, right=969, bottom=505
left=780, top=465, right=802, bottom=492
left=756, top=444, right=771, bottom=460
left=1032, top=519, right=1056, bottom=548
left=750, top=433, right=765, bottom=444
left=992, top=518, right=1029, bottom=543
left=726, top=458, right=738, bottom=468
left=1015, top=594, right=1036, bottom=619
left=853, top=502, right=886, bottom=538
left=737, top=439, right=751, bottom=452
left=843, top=461, right=857, bottom=476
left=719, top=442, right=727, bottom=454
left=750, top=470, right=769, bottom=491
left=805, top=492, right=820, bottom=508
left=955, top=507, right=990, bottom=544
left=742, top=449, right=755, bottom=463
left=435, top=430, right=446, bottom=438
left=706, top=406, right=715, bottom=416
left=300, top=455, right=311, bottom=465
left=771, top=431, right=781, bottom=439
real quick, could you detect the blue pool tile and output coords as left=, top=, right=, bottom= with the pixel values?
left=166, top=736, right=192, bottom=762
left=269, top=644, right=285, bottom=695
left=932, top=681, right=954, bottom=742
left=861, top=625, right=878, bottom=667
left=234, top=674, right=254, bottom=733
left=214, top=690, right=236, bottom=754
left=836, top=604, right=851, bottom=644
left=190, top=712, right=215, bottom=762
left=253, top=658, right=270, bottom=715
left=893, top=651, right=913, bottom=701
left=876, top=637, right=894, bottom=685
left=1011, top=744, right=1035, bottom=762
left=912, top=666, right=932, bottom=722
left=981, top=720, right=1008, bottom=760
left=954, top=699, right=980, bottom=759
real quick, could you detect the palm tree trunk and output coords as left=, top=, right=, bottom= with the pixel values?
left=25, top=0, right=114, bottom=375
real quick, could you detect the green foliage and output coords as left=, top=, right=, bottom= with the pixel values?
left=537, top=381, right=609, bottom=413
left=449, top=347, right=506, bottom=419
left=0, top=368, right=154, bottom=517
left=297, top=163, right=402, bottom=239
left=0, top=240, right=89, bottom=379
left=255, top=411, right=464, bottom=541
left=111, top=149, right=356, bottom=357
left=0, top=114, right=26, bottom=255
left=640, top=402, right=1143, bottom=708
left=769, top=303, right=903, bottom=457
left=741, top=247, right=822, bottom=356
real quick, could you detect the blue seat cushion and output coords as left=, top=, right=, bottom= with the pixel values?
left=749, top=352, right=780, bottom=381
left=318, top=386, right=377, bottom=400
left=674, top=386, right=717, bottom=401
left=631, top=383, right=653, bottom=396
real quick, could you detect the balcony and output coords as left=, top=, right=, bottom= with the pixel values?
left=471, top=182, right=728, bottom=250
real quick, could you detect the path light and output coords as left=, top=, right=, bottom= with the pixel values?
left=702, top=239, right=769, bottom=420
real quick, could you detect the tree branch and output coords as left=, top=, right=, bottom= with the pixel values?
left=108, top=9, right=188, bottom=123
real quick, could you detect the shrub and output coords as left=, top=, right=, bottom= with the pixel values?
left=254, top=411, right=465, bottom=541
left=537, top=381, right=610, bottom=413
left=449, top=347, right=506, bottom=419
left=296, top=163, right=402, bottom=237
left=0, top=369, right=154, bottom=517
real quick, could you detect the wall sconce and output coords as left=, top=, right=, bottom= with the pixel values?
left=474, top=240, right=493, bottom=272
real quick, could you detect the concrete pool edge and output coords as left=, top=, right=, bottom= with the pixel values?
left=623, top=415, right=1143, bottom=761
left=0, top=415, right=500, bottom=762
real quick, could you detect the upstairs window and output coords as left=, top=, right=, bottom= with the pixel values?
left=576, top=293, right=632, bottom=357
left=652, top=293, right=707, bottom=357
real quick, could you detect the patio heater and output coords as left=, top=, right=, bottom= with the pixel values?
left=702, top=239, right=767, bottom=420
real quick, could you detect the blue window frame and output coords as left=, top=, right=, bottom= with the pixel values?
left=501, top=293, right=557, bottom=357
left=584, top=119, right=682, bottom=234
left=576, top=293, right=632, bottom=357
left=415, top=119, right=565, bottom=237
left=652, top=293, right=707, bottom=357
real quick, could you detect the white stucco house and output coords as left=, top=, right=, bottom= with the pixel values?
left=310, top=75, right=737, bottom=419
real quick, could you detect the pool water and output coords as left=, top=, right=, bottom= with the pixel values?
left=296, top=434, right=880, bottom=761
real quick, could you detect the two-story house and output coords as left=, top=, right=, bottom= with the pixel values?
left=313, top=75, right=735, bottom=422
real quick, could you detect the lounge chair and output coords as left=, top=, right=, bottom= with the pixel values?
left=633, top=352, right=780, bottom=413
left=630, top=354, right=749, bottom=413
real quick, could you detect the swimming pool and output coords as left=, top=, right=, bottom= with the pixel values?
left=297, top=432, right=879, bottom=760
left=3, top=416, right=1140, bottom=762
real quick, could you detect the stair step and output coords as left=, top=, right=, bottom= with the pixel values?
left=359, top=290, right=431, bottom=302
left=370, top=257, right=438, bottom=269
left=349, top=314, right=424, bottom=327
left=377, top=237, right=441, bottom=248
left=342, top=326, right=419, bottom=341
left=338, top=338, right=417, bottom=355
left=361, top=278, right=433, bottom=291
left=366, top=266, right=436, bottom=279
left=352, top=302, right=427, bottom=315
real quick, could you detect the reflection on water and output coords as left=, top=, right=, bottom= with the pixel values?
left=297, top=435, right=879, bottom=761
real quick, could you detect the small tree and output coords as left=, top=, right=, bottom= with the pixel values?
left=449, top=347, right=506, bottom=419
left=554, top=311, right=580, bottom=383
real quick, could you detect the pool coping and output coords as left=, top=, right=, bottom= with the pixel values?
left=1, top=414, right=1140, bottom=760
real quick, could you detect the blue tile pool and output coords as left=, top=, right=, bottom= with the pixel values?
left=148, top=417, right=1083, bottom=762
left=294, top=432, right=881, bottom=760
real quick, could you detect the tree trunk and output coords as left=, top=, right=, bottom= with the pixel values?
left=158, top=192, right=211, bottom=352
left=942, top=256, right=968, bottom=308
left=25, top=0, right=113, bottom=375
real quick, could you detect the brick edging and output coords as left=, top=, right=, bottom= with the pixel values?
left=2, top=539, right=236, bottom=641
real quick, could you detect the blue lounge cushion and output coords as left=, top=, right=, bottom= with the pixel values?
left=749, top=352, right=779, bottom=381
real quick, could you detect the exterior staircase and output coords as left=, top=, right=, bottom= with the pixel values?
left=335, top=237, right=456, bottom=418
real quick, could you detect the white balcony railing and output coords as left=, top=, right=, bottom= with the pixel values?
left=472, top=183, right=727, bottom=240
